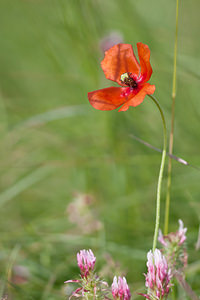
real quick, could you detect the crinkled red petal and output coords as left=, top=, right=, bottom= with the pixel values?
left=101, top=44, right=140, bottom=86
left=137, top=43, right=153, bottom=83
left=88, top=87, right=127, bottom=111
left=118, top=83, right=155, bottom=112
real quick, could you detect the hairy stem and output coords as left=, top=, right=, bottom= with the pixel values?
left=164, top=0, right=179, bottom=235
left=175, top=271, right=199, bottom=300
left=148, top=95, right=167, bottom=252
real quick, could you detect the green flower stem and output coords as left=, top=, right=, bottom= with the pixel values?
left=148, top=95, right=167, bottom=252
left=164, top=0, right=179, bottom=235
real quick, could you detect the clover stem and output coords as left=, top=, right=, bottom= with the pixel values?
left=164, top=0, right=179, bottom=235
left=148, top=95, right=167, bottom=252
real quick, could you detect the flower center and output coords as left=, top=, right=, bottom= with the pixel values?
left=120, top=72, right=138, bottom=88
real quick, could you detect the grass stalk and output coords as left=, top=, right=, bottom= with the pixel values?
left=164, top=0, right=180, bottom=235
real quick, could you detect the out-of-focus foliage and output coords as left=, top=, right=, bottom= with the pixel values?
left=0, top=0, right=200, bottom=299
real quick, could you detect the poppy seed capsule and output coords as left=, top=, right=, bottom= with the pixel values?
left=120, top=72, right=138, bottom=88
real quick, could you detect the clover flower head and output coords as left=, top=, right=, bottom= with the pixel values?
left=144, top=249, right=172, bottom=299
left=88, top=43, right=155, bottom=112
left=65, top=249, right=108, bottom=299
left=158, top=220, right=187, bottom=271
left=158, top=220, right=187, bottom=247
left=77, top=249, right=96, bottom=278
left=112, top=276, right=131, bottom=300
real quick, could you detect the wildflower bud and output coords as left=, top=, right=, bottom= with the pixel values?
left=158, top=220, right=187, bottom=270
left=65, top=249, right=108, bottom=299
left=144, top=249, right=172, bottom=300
left=112, top=276, right=131, bottom=300
left=77, top=249, right=96, bottom=278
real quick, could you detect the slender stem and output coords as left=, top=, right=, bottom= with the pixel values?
left=175, top=271, right=199, bottom=300
left=172, top=279, right=177, bottom=300
left=164, top=0, right=179, bottom=235
left=148, top=95, right=167, bottom=252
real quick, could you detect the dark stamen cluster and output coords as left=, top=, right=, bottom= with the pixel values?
left=121, top=72, right=138, bottom=88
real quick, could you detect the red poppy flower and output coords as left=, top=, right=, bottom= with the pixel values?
left=88, top=43, right=155, bottom=112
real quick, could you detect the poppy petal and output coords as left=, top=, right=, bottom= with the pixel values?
left=118, top=83, right=155, bottom=112
left=101, top=44, right=140, bottom=86
left=88, top=87, right=126, bottom=111
left=137, top=43, right=152, bottom=83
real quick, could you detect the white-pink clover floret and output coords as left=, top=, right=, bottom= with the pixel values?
left=112, top=276, right=131, bottom=300
left=158, top=229, right=167, bottom=247
left=77, top=249, right=96, bottom=278
left=178, top=219, right=187, bottom=245
left=145, top=249, right=172, bottom=299
left=158, top=219, right=187, bottom=247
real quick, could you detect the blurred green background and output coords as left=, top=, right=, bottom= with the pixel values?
left=0, top=0, right=200, bottom=299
